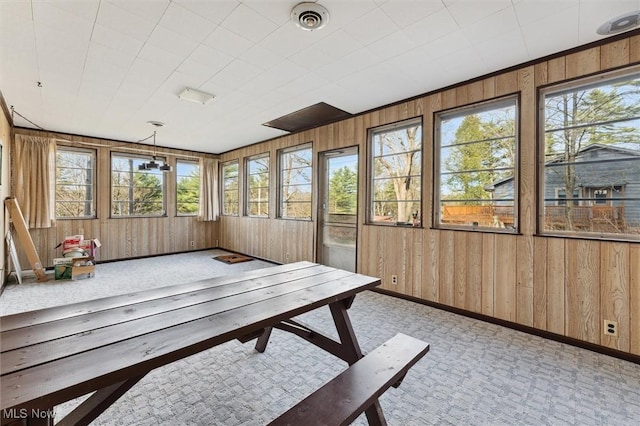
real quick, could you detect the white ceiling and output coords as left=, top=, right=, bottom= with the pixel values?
left=1, top=0, right=639, bottom=154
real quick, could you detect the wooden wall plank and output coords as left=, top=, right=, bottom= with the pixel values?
left=631, top=35, right=640, bottom=63
left=630, top=245, right=640, bottom=355
left=600, top=39, right=630, bottom=69
left=565, top=47, right=600, bottom=78
left=466, top=232, right=483, bottom=313
left=438, top=230, right=455, bottom=306
left=454, top=231, right=467, bottom=309
left=546, top=238, right=566, bottom=335
left=600, top=242, right=629, bottom=352
left=533, top=237, right=548, bottom=330
left=566, top=239, right=600, bottom=344
left=481, top=233, right=495, bottom=316
left=422, top=229, right=439, bottom=302
left=494, top=234, right=517, bottom=321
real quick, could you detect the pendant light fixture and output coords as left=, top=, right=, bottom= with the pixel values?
left=138, top=121, right=172, bottom=172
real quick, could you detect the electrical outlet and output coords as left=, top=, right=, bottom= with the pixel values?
left=216, top=239, right=219, bottom=246
left=391, top=275, right=398, bottom=285
left=604, top=320, right=618, bottom=337
left=285, top=252, right=290, bottom=261
left=190, top=241, right=195, bottom=247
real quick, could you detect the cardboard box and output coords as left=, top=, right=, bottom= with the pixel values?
left=54, top=258, right=74, bottom=280
left=62, top=235, right=84, bottom=251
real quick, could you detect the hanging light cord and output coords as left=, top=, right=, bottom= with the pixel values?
left=10, top=106, right=46, bottom=130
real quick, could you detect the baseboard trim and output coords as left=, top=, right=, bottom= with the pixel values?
left=372, top=288, right=640, bottom=366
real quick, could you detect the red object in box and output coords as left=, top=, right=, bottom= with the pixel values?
left=62, top=235, right=83, bottom=251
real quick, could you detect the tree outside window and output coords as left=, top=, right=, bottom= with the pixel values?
left=111, top=154, right=165, bottom=217
left=279, top=144, right=312, bottom=220
left=56, top=147, right=96, bottom=218
left=541, top=67, right=640, bottom=237
left=436, top=96, right=518, bottom=231
left=176, top=160, right=200, bottom=216
left=245, top=154, right=269, bottom=217
left=222, top=160, right=239, bottom=216
left=369, top=118, right=422, bottom=225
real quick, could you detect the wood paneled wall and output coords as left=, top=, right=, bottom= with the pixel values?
left=1, top=107, right=11, bottom=285
left=11, top=129, right=219, bottom=267
left=219, top=34, right=640, bottom=356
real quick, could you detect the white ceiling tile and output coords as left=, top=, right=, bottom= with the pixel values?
left=146, top=26, right=199, bottom=58
left=97, top=1, right=159, bottom=42
left=288, top=45, right=335, bottom=70
left=342, top=7, right=399, bottom=46
left=401, top=7, right=459, bottom=45
left=46, top=0, right=100, bottom=21
left=314, top=48, right=383, bottom=82
left=122, top=58, right=174, bottom=91
left=239, top=44, right=286, bottom=70
left=366, top=30, right=418, bottom=61
left=259, top=24, right=327, bottom=58
left=182, top=44, right=234, bottom=72
left=462, top=6, right=519, bottom=44
left=220, top=4, right=278, bottom=43
left=201, top=59, right=261, bottom=94
left=242, top=0, right=296, bottom=25
left=520, top=5, right=580, bottom=58
left=513, top=0, right=578, bottom=27
left=379, top=0, right=446, bottom=28
left=474, top=29, right=529, bottom=73
left=91, top=24, right=144, bottom=57
left=107, top=0, right=170, bottom=24
left=159, top=2, right=216, bottom=41
left=173, top=0, right=240, bottom=26
left=82, top=44, right=132, bottom=88
left=275, top=72, right=331, bottom=98
left=313, top=30, right=364, bottom=62
left=238, top=61, right=306, bottom=97
left=445, top=0, right=512, bottom=27
left=318, top=0, right=379, bottom=30
left=203, top=26, right=255, bottom=58
left=137, top=43, right=184, bottom=70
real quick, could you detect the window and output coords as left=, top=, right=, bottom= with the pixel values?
left=278, top=143, right=312, bottom=219
left=540, top=66, right=640, bottom=238
left=435, top=96, right=518, bottom=231
left=221, top=160, right=239, bottom=216
left=111, top=153, right=165, bottom=217
left=245, top=153, right=269, bottom=217
left=55, top=147, right=96, bottom=218
left=368, top=118, right=422, bottom=225
left=176, top=160, right=200, bottom=216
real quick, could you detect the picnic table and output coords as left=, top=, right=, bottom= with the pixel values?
left=1, top=261, right=427, bottom=425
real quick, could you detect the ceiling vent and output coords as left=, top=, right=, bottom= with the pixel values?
left=291, top=2, right=330, bottom=31
left=597, top=10, right=640, bottom=35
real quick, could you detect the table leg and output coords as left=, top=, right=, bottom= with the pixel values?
left=55, top=375, right=145, bottom=426
left=254, top=326, right=273, bottom=353
left=329, top=300, right=387, bottom=426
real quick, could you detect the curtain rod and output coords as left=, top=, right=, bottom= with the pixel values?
left=54, top=138, right=201, bottom=160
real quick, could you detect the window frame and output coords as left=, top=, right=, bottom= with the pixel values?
left=221, top=159, right=240, bottom=217
left=110, top=152, right=167, bottom=218
left=244, top=153, right=270, bottom=218
left=538, top=65, right=640, bottom=241
left=277, top=142, right=313, bottom=221
left=367, top=117, right=423, bottom=227
left=434, top=94, right=520, bottom=233
left=175, top=159, right=200, bottom=217
left=55, top=146, right=97, bottom=219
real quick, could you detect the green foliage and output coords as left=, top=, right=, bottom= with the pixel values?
left=444, top=114, right=515, bottom=203
left=328, top=166, right=357, bottom=214
left=177, top=170, right=200, bottom=214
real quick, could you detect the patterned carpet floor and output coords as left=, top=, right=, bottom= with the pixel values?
left=1, top=249, right=639, bottom=425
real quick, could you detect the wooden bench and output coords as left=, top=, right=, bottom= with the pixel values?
left=268, top=333, right=430, bottom=426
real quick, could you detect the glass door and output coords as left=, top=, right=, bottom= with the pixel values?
left=317, top=147, right=358, bottom=272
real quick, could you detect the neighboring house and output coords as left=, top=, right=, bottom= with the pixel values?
left=487, top=143, right=640, bottom=233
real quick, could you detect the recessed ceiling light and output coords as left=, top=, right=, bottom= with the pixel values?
left=291, top=2, right=330, bottom=31
left=178, top=88, right=215, bottom=105
left=147, top=120, right=165, bottom=128
left=597, top=10, right=640, bottom=35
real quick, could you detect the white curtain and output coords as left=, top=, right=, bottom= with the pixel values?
left=198, top=157, right=219, bottom=221
left=14, top=134, right=56, bottom=228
